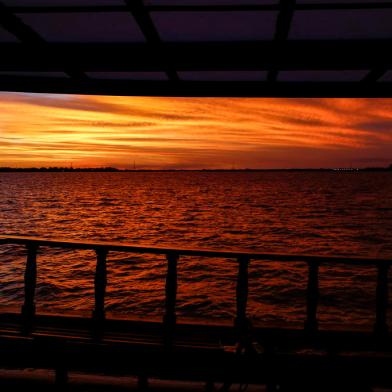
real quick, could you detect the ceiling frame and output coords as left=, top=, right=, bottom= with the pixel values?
left=0, top=1, right=391, bottom=97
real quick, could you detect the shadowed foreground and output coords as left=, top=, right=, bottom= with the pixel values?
left=0, top=369, right=267, bottom=392
left=1, top=235, right=392, bottom=391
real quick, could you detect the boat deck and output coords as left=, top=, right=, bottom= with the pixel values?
left=1, top=235, right=391, bottom=390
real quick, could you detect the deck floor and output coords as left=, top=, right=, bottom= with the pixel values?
left=1, top=312, right=392, bottom=391
left=0, top=369, right=270, bottom=392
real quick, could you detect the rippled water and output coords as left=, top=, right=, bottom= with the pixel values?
left=1, top=172, right=392, bottom=329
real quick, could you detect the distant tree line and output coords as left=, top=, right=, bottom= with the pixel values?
left=0, top=165, right=391, bottom=172
left=0, top=166, right=120, bottom=172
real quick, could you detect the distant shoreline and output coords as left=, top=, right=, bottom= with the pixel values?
left=1, top=167, right=391, bottom=173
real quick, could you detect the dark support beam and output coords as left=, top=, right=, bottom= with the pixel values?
left=124, top=0, right=179, bottom=82
left=2, top=76, right=392, bottom=98
left=235, top=257, right=250, bottom=335
left=0, top=4, right=44, bottom=43
left=0, top=4, right=86, bottom=80
left=362, top=69, right=388, bottom=83
left=374, top=264, right=389, bottom=339
left=21, top=244, right=38, bottom=333
left=149, top=2, right=392, bottom=11
left=125, top=0, right=160, bottom=43
left=304, top=261, right=319, bottom=336
left=7, top=2, right=392, bottom=12
left=275, top=0, right=296, bottom=42
left=1, top=41, right=392, bottom=72
left=163, top=253, right=178, bottom=342
left=93, top=249, right=108, bottom=336
left=268, top=0, right=296, bottom=83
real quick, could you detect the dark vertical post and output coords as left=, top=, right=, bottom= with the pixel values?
left=55, top=342, right=68, bottom=388
left=235, top=257, right=249, bottom=334
left=374, top=263, right=389, bottom=338
left=138, top=374, right=149, bottom=391
left=304, top=261, right=319, bottom=335
left=163, top=252, right=178, bottom=341
left=92, top=248, right=107, bottom=334
left=55, top=367, right=68, bottom=388
left=21, top=243, right=38, bottom=333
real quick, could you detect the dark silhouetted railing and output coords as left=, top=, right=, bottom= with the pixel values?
left=0, top=235, right=390, bottom=339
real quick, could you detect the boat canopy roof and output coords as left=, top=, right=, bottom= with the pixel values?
left=0, top=0, right=391, bottom=97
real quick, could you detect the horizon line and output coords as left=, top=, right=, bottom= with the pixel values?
left=1, top=165, right=392, bottom=172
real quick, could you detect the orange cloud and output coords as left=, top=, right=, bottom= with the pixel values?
left=0, top=93, right=391, bottom=169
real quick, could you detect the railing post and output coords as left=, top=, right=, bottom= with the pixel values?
left=234, top=256, right=250, bottom=334
left=304, top=261, right=319, bottom=335
left=374, top=263, right=389, bottom=338
left=21, top=243, right=38, bottom=333
left=55, top=366, right=68, bottom=389
left=163, top=252, right=178, bottom=341
left=92, top=248, right=108, bottom=334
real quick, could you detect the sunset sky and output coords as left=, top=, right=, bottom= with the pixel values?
left=0, top=93, right=391, bottom=169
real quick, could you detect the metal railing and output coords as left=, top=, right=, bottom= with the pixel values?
left=0, top=235, right=390, bottom=339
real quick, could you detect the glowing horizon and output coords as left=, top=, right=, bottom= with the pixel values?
left=1, top=93, right=392, bottom=169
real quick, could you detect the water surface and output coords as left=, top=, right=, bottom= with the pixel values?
left=1, top=172, right=391, bottom=328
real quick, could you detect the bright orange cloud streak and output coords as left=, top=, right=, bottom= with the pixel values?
left=0, top=93, right=391, bottom=169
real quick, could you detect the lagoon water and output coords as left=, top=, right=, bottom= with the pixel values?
left=1, top=171, right=392, bottom=328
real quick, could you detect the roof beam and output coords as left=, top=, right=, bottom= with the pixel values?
left=0, top=41, right=391, bottom=71
left=268, top=0, right=294, bottom=82
left=124, top=0, right=179, bottom=82
left=0, top=3, right=44, bottom=44
left=0, top=4, right=87, bottom=80
left=1, top=76, right=391, bottom=98
left=274, top=0, right=296, bottom=42
left=148, top=2, right=392, bottom=11
left=7, top=3, right=392, bottom=12
left=362, top=69, right=388, bottom=83
left=124, top=0, right=161, bottom=44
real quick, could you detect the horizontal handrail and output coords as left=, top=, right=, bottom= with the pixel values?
left=0, top=234, right=390, bottom=342
left=0, top=235, right=390, bottom=265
